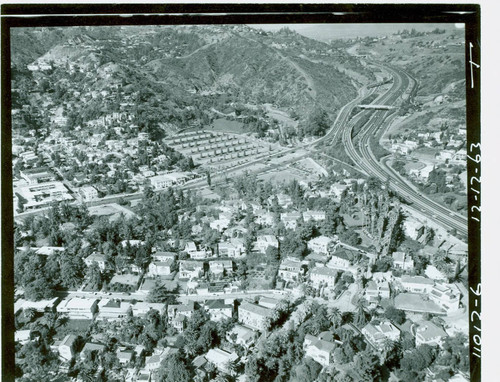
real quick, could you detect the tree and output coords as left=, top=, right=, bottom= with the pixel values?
left=354, top=298, right=369, bottom=327
left=353, top=350, right=381, bottom=381
left=384, top=306, right=406, bottom=325
left=156, top=352, right=192, bottom=382
left=147, top=279, right=177, bottom=304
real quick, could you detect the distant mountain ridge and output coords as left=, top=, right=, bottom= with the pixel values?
left=11, top=25, right=374, bottom=136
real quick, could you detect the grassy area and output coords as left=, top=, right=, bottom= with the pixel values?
left=54, top=319, right=92, bottom=339
left=210, top=118, right=247, bottom=134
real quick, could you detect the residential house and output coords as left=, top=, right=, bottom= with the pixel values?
left=362, top=321, right=400, bottom=349
left=110, top=273, right=141, bottom=288
left=189, top=249, right=212, bottom=260
left=205, top=348, right=238, bottom=374
left=148, top=259, right=174, bottom=277
left=167, top=301, right=195, bottom=332
left=218, top=241, right=244, bottom=258
left=117, top=349, right=134, bottom=365
left=280, top=212, right=302, bottom=230
left=392, top=251, right=414, bottom=270
left=209, top=260, right=234, bottom=276
left=152, top=252, right=177, bottom=262
left=184, top=241, right=198, bottom=255
left=307, top=236, right=333, bottom=255
left=79, top=186, right=98, bottom=201
left=226, top=324, right=259, bottom=349
left=302, top=210, right=326, bottom=222
left=178, top=260, right=204, bottom=280
left=81, top=343, right=105, bottom=360
left=276, top=193, right=293, bottom=208
left=58, top=334, right=77, bottom=361
left=238, top=302, right=273, bottom=331
left=14, top=297, right=59, bottom=315
left=204, top=299, right=233, bottom=321
left=145, top=349, right=171, bottom=372
left=365, top=280, right=391, bottom=302
left=84, top=252, right=107, bottom=271
left=309, top=267, right=338, bottom=288
left=303, top=333, right=336, bottom=366
left=278, top=258, right=304, bottom=282
left=429, top=284, right=461, bottom=313
left=97, top=299, right=131, bottom=321
left=327, top=251, right=351, bottom=270
left=425, top=265, right=448, bottom=281
left=254, top=235, right=279, bottom=253
left=57, top=298, right=98, bottom=319
left=400, top=275, right=434, bottom=294
left=210, top=212, right=232, bottom=232
left=258, top=296, right=281, bottom=310
left=414, top=320, right=448, bottom=347
left=255, top=209, right=274, bottom=226
left=131, top=302, right=166, bottom=317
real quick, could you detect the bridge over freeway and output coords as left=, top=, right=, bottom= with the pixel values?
left=357, top=104, right=397, bottom=110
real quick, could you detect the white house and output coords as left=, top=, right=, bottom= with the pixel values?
left=58, top=334, right=77, bottom=361
left=84, top=252, right=107, bottom=271
left=209, top=260, right=234, bottom=276
left=362, top=321, right=401, bottom=349
left=400, top=275, right=434, bottom=294
left=238, top=302, right=273, bottom=331
left=280, top=212, right=302, bottom=230
left=254, top=235, right=279, bottom=253
left=179, top=260, right=204, bottom=280
left=303, top=333, right=336, bottom=366
left=307, top=236, right=333, bottom=255
left=79, top=186, right=98, bottom=201
left=392, top=252, right=414, bottom=270
left=302, top=210, right=326, bottom=222
left=414, top=320, right=448, bottom=347
left=309, top=267, right=338, bottom=288
left=226, top=324, right=258, bottom=349
left=278, top=258, right=303, bottom=282
left=429, top=283, right=461, bottom=313
left=148, top=259, right=175, bottom=277
left=57, top=298, right=98, bottom=319
left=205, top=348, right=238, bottom=374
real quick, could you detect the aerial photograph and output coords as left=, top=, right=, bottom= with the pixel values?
left=10, top=22, right=470, bottom=382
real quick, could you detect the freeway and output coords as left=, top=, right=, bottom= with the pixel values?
left=341, top=62, right=467, bottom=237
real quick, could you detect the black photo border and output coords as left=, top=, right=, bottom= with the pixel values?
left=1, top=3, right=480, bottom=381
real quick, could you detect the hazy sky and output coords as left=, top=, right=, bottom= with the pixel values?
left=249, top=23, right=464, bottom=41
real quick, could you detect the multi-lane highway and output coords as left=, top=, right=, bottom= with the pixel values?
left=340, top=62, right=468, bottom=237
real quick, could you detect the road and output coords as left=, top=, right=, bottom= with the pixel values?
left=57, top=288, right=287, bottom=303
left=341, top=61, right=468, bottom=238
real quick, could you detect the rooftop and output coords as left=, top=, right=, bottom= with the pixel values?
left=239, top=301, right=272, bottom=318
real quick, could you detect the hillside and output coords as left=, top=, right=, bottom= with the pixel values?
left=10, top=25, right=373, bottom=139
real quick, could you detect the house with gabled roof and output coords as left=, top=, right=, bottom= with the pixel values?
left=392, top=251, right=414, bottom=270
left=205, top=348, right=238, bottom=375
left=226, top=324, right=259, bottom=349
left=303, top=333, right=337, bottom=366
left=414, top=320, right=448, bottom=347
left=309, top=267, right=338, bottom=288
left=238, top=301, right=273, bottom=331
left=362, top=321, right=400, bottom=349
left=58, top=334, right=77, bottom=361
left=203, top=299, right=233, bottom=321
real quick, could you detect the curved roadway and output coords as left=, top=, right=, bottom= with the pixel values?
left=341, top=62, right=467, bottom=237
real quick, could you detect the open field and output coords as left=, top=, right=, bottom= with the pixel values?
left=210, top=118, right=247, bottom=134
